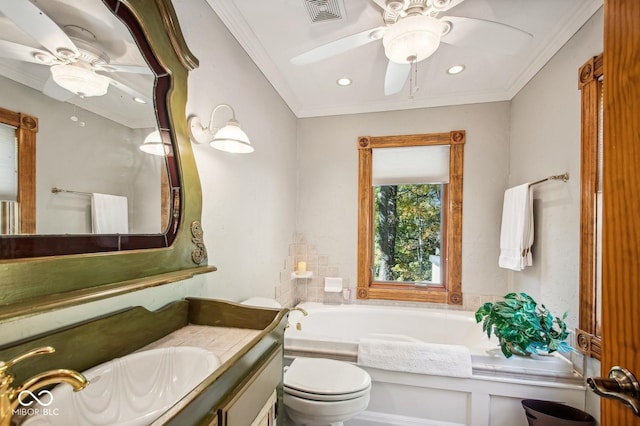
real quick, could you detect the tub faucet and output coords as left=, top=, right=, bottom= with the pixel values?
left=0, top=346, right=88, bottom=426
left=289, top=307, right=308, bottom=316
left=287, top=307, right=308, bottom=331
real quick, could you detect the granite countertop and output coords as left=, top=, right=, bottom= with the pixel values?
left=139, top=324, right=262, bottom=363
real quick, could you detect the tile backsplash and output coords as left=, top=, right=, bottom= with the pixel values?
left=274, top=233, right=501, bottom=312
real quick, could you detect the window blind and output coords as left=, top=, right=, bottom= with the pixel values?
left=0, top=123, right=17, bottom=201
left=372, top=145, right=450, bottom=185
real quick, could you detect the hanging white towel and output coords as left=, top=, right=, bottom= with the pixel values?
left=498, top=183, right=534, bottom=271
left=357, top=337, right=472, bottom=378
left=91, top=193, right=129, bottom=234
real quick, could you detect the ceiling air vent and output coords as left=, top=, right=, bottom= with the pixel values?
left=303, top=0, right=346, bottom=23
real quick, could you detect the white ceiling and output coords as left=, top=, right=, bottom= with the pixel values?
left=207, top=0, right=603, bottom=118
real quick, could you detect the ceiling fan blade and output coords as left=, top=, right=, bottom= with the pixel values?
left=384, top=60, right=410, bottom=95
left=440, top=16, right=532, bottom=55
left=0, top=1, right=79, bottom=59
left=107, top=78, right=152, bottom=104
left=42, top=76, right=74, bottom=102
left=0, top=40, right=55, bottom=64
left=370, top=0, right=387, bottom=10
left=291, top=26, right=386, bottom=65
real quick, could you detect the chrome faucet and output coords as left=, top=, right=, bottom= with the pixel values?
left=287, top=307, right=309, bottom=331
left=0, top=346, right=88, bottom=426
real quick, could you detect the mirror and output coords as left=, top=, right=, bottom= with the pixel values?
left=0, top=0, right=209, bottom=321
left=0, top=0, right=178, bottom=258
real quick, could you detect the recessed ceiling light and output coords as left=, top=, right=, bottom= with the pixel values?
left=337, top=77, right=352, bottom=87
left=133, top=97, right=147, bottom=104
left=447, top=65, right=465, bottom=75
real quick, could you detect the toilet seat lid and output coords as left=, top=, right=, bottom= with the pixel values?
left=284, top=357, right=371, bottom=396
left=285, top=384, right=370, bottom=402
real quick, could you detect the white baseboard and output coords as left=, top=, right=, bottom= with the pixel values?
left=345, top=410, right=465, bottom=426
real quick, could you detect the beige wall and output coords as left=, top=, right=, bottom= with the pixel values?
left=509, top=7, right=603, bottom=419
left=510, top=7, right=602, bottom=325
left=296, top=103, right=512, bottom=306
left=176, top=0, right=298, bottom=302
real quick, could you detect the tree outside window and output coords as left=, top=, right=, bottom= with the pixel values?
left=374, top=183, right=442, bottom=284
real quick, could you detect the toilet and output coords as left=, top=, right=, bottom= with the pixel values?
left=283, top=357, right=371, bottom=426
left=239, top=298, right=372, bottom=425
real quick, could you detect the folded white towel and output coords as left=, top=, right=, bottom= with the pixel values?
left=498, top=183, right=534, bottom=271
left=91, top=193, right=129, bottom=234
left=357, top=337, right=472, bottom=378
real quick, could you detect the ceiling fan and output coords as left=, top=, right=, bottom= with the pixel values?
left=0, top=0, right=152, bottom=102
left=291, top=0, right=533, bottom=95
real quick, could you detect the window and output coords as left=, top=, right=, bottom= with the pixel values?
left=0, top=122, right=17, bottom=201
left=0, top=106, right=37, bottom=234
left=357, top=131, right=465, bottom=304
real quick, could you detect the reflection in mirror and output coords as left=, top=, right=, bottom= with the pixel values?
left=0, top=0, right=160, bottom=235
left=0, top=120, right=20, bottom=234
left=0, top=0, right=178, bottom=257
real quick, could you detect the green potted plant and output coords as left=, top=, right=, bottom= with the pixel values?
left=474, top=292, right=574, bottom=358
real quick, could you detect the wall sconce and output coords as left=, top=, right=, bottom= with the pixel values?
left=188, top=104, right=254, bottom=154
left=139, top=129, right=171, bottom=156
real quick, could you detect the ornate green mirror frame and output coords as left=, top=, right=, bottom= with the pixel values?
left=0, top=0, right=213, bottom=321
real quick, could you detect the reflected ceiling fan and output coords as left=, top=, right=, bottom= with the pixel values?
left=291, top=0, right=533, bottom=95
left=0, top=1, right=152, bottom=102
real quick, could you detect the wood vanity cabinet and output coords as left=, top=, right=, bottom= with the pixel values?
left=217, top=347, right=282, bottom=426
left=0, top=298, right=288, bottom=426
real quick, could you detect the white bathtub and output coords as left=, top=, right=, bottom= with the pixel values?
left=285, top=302, right=575, bottom=378
left=284, top=303, right=588, bottom=426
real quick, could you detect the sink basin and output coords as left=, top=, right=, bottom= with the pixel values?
left=23, top=346, right=220, bottom=426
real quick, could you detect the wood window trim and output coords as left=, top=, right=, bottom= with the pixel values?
left=357, top=131, right=465, bottom=305
left=0, top=106, right=37, bottom=234
left=576, top=54, right=603, bottom=359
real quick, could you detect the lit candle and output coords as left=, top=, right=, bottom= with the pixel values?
left=297, top=261, right=307, bottom=273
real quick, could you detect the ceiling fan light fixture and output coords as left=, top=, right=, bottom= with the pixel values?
left=382, top=15, right=442, bottom=64
left=50, top=63, right=110, bottom=97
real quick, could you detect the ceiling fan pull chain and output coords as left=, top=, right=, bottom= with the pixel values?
left=409, top=55, right=419, bottom=98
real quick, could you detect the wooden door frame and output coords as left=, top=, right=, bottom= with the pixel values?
left=601, top=0, right=640, bottom=424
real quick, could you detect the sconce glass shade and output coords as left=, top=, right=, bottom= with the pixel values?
left=139, top=130, right=171, bottom=156
left=382, top=15, right=443, bottom=64
left=50, top=63, right=111, bottom=97
left=210, top=119, right=254, bottom=154
left=188, top=104, right=254, bottom=154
